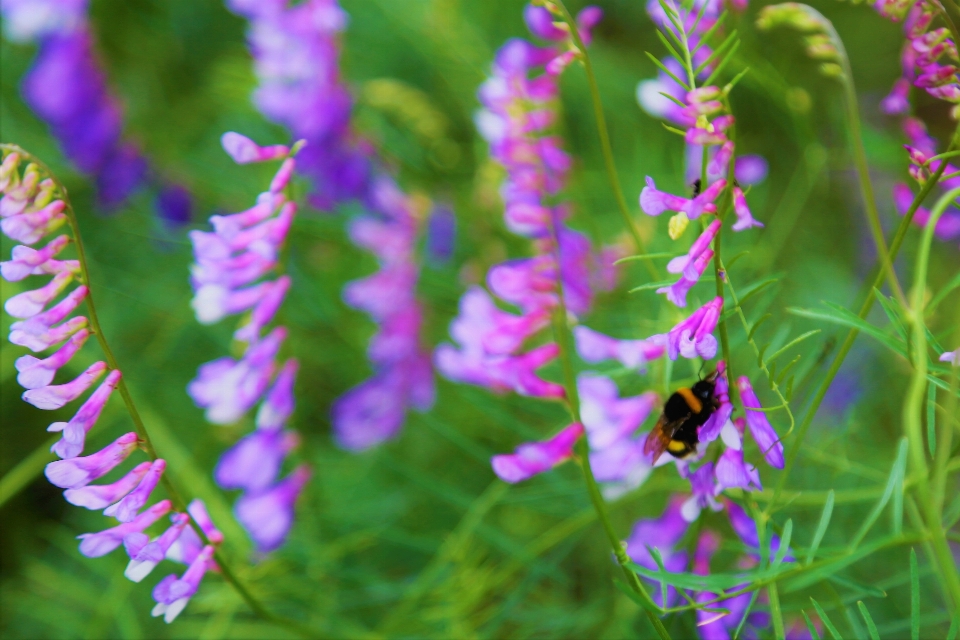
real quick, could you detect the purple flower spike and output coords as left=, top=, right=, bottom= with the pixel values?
left=578, top=374, right=658, bottom=450
left=50, top=368, right=121, bottom=459
left=882, top=77, right=912, bottom=114
left=215, top=428, right=298, bottom=492
left=524, top=5, right=567, bottom=41
left=234, top=276, right=291, bottom=343
left=491, top=422, right=584, bottom=483
left=8, top=284, right=87, bottom=351
left=737, top=376, right=784, bottom=468
left=941, top=347, right=959, bottom=365
left=573, top=325, right=666, bottom=370
left=640, top=176, right=694, bottom=216
left=77, top=499, right=172, bottom=558
left=4, top=269, right=74, bottom=318
left=124, top=512, right=190, bottom=583
left=221, top=132, right=290, bottom=165
left=63, top=460, right=152, bottom=510
left=103, top=459, right=166, bottom=522
left=1, top=234, right=71, bottom=281
left=23, top=360, right=106, bottom=410
left=188, top=499, right=224, bottom=545
left=451, top=287, right=550, bottom=356
left=45, top=432, right=140, bottom=489
left=152, top=544, right=215, bottom=623
left=664, top=296, right=723, bottom=360
left=255, top=358, right=298, bottom=430
left=15, top=327, right=89, bottom=389
left=657, top=248, right=713, bottom=308
left=235, top=465, right=310, bottom=552
left=187, top=326, right=286, bottom=424
left=716, top=447, right=762, bottom=493
left=731, top=186, right=763, bottom=231
left=626, top=498, right=689, bottom=607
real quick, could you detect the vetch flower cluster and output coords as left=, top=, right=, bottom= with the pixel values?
left=187, top=133, right=308, bottom=553
left=0, top=146, right=221, bottom=623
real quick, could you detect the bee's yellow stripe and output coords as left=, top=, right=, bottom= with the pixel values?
left=668, top=440, right=689, bottom=453
left=676, top=387, right=703, bottom=414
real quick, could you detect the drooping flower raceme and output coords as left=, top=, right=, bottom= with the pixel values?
left=228, top=0, right=436, bottom=450
left=0, top=147, right=221, bottom=622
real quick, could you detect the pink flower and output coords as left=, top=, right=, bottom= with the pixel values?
left=573, top=325, right=666, bottom=370
left=716, top=446, right=762, bottom=493
left=45, top=432, right=140, bottom=489
left=578, top=374, right=659, bottom=450
left=0, top=234, right=71, bottom=281
left=450, top=287, right=550, bottom=356
left=234, top=275, right=290, bottom=343
left=49, top=369, right=121, bottom=458
left=737, top=376, right=785, bottom=468
left=664, top=296, right=723, bottom=360
left=491, top=422, right=584, bottom=483
left=63, top=461, right=152, bottom=510
left=23, top=360, right=106, bottom=410
left=14, top=327, right=89, bottom=389
left=151, top=544, right=215, bottom=623
left=626, top=499, right=689, bottom=607
left=215, top=429, right=298, bottom=492
left=680, top=462, right=723, bottom=521
left=892, top=183, right=960, bottom=241
left=435, top=342, right=565, bottom=399
left=191, top=280, right=274, bottom=325
left=255, top=358, right=298, bottom=430
left=221, top=131, right=290, bottom=164
left=657, top=248, right=713, bottom=308
left=4, top=269, right=73, bottom=318
left=685, top=115, right=734, bottom=146
left=103, top=459, right=166, bottom=522
left=667, top=220, right=720, bottom=276
left=640, top=176, right=726, bottom=219
left=124, top=512, right=190, bottom=582
left=731, top=186, right=763, bottom=231
left=77, top=499, right=172, bottom=558
left=941, top=347, right=959, bottom=365
left=882, top=77, right=911, bottom=114
left=8, top=284, right=87, bottom=351
left=487, top=256, right=558, bottom=314
left=0, top=199, right=66, bottom=244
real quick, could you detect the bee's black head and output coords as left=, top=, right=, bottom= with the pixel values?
left=691, top=178, right=702, bottom=197
left=691, top=379, right=715, bottom=401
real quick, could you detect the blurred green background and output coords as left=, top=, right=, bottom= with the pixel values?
left=1, top=0, right=958, bottom=638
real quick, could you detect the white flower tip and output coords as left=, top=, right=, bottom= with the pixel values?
left=125, top=559, right=157, bottom=583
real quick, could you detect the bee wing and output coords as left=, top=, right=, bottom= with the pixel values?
left=643, top=414, right=688, bottom=464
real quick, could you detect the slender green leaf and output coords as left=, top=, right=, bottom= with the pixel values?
left=773, top=519, right=793, bottom=568
left=724, top=66, right=751, bottom=93
left=850, top=439, right=908, bottom=549
left=810, top=598, right=844, bottom=639
left=691, top=9, right=729, bottom=55
left=769, top=582, right=786, bottom=640
left=748, top=314, right=772, bottom=341
left=926, top=381, right=937, bottom=457
left=738, top=275, right=783, bottom=307
left=630, top=277, right=714, bottom=292
left=758, top=343, right=769, bottom=368
left=704, top=39, right=741, bottom=85
left=857, top=601, right=881, bottom=640
left=733, top=590, right=760, bottom=639
left=777, top=355, right=802, bottom=384
left=649, top=545, right=669, bottom=609
left=658, top=91, right=687, bottom=108
left=827, top=574, right=886, bottom=598
left=614, top=252, right=674, bottom=265
left=803, top=610, right=823, bottom=640
left=612, top=579, right=662, bottom=614
left=766, top=330, right=823, bottom=364
left=789, top=304, right=906, bottom=357
left=655, top=28, right=683, bottom=62
left=726, top=249, right=750, bottom=269
left=645, top=51, right=691, bottom=91
left=806, top=490, right=835, bottom=565
left=874, top=289, right=909, bottom=341
left=694, top=29, right=739, bottom=76
left=785, top=375, right=795, bottom=401
left=911, top=548, right=920, bottom=640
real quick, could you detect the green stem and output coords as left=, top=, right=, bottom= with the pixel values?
left=829, top=19, right=907, bottom=308
left=903, top=186, right=960, bottom=613
left=770, top=129, right=958, bottom=507
left=0, top=144, right=315, bottom=638
left=554, top=1, right=651, bottom=268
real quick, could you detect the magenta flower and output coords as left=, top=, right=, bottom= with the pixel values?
left=716, top=446, right=762, bottom=493
left=45, top=432, right=140, bottom=489
left=8, top=284, right=87, bottom=351
left=449, top=287, right=549, bottom=356
left=731, top=185, right=763, bottom=231
left=22, top=360, right=106, bottom=410
left=578, top=375, right=658, bottom=450
left=124, top=512, right=191, bottom=582
left=14, top=327, right=88, bottom=389
left=436, top=342, right=565, bottom=399
left=220, top=132, right=290, bottom=164
left=486, top=257, right=559, bottom=315
left=941, top=347, right=959, bottom=365
left=882, top=77, right=912, bottom=114
left=49, top=368, right=121, bottom=458
left=700, top=361, right=733, bottom=443
left=235, top=465, right=310, bottom=552
left=726, top=501, right=793, bottom=561
left=491, top=422, right=584, bottom=483
left=573, top=325, right=666, bottom=370
left=892, top=183, right=960, bottom=241
left=686, top=115, right=734, bottom=146
left=1, top=199, right=67, bottom=244
left=657, top=248, right=714, bottom=308
left=234, top=276, right=291, bottom=344
left=4, top=269, right=74, bottom=318
left=77, top=499, right=172, bottom=558
left=187, top=327, right=285, bottom=424
left=640, top=177, right=726, bottom=219
left=626, top=498, right=690, bottom=607
left=663, top=296, right=723, bottom=360
left=152, top=544, right=215, bottom=623
left=63, top=460, right=151, bottom=510
left=103, top=458, right=166, bottom=522
left=667, top=220, right=720, bottom=276
left=254, top=358, right=298, bottom=430
left=680, top=462, right=722, bottom=521
left=737, top=376, right=785, bottom=468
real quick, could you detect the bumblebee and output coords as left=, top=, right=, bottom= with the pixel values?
left=643, top=371, right=720, bottom=463
left=691, top=178, right=740, bottom=197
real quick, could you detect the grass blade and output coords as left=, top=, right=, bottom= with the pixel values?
left=733, top=589, right=759, bottom=639
left=803, top=610, right=823, bottom=640
left=849, top=439, right=908, bottom=549
left=857, top=601, right=880, bottom=640
left=769, top=583, right=786, bottom=640
left=911, top=548, right=920, bottom=640
left=766, top=330, right=823, bottom=364
left=704, top=39, right=740, bottom=85
left=926, top=381, right=937, bottom=457
left=810, top=597, right=844, bottom=639
left=806, top=490, right=834, bottom=564
left=947, top=613, right=959, bottom=640
left=773, top=519, right=793, bottom=568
